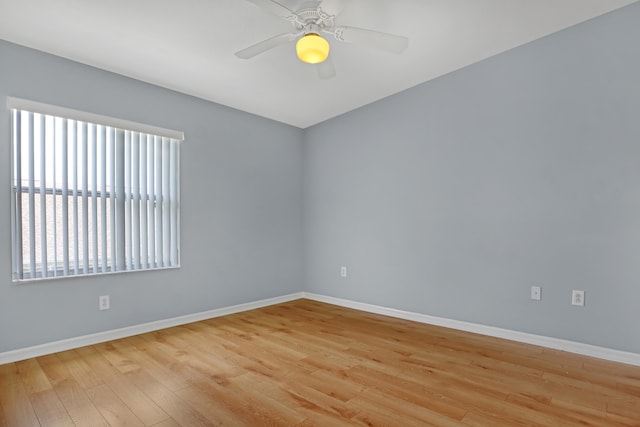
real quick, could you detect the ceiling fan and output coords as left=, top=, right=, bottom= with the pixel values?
left=235, top=0, right=409, bottom=78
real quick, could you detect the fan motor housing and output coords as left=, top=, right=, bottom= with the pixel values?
left=293, top=1, right=334, bottom=31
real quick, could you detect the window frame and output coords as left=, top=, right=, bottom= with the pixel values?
left=8, top=97, right=184, bottom=282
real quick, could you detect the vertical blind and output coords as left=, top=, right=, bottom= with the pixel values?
left=9, top=98, right=183, bottom=281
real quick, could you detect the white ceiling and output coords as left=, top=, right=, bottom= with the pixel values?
left=0, top=0, right=637, bottom=128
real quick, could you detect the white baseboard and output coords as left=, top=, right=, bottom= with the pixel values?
left=3, top=290, right=639, bottom=367
left=302, top=292, right=640, bottom=367
left=0, top=292, right=304, bottom=364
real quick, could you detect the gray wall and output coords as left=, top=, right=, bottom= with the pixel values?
left=0, top=40, right=304, bottom=353
left=304, top=3, right=640, bottom=354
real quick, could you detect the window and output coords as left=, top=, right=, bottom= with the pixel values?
left=9, top=98, right=183, bottom=281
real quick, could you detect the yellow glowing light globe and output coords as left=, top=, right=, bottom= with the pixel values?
left=296, top=33, right=330, bottom=64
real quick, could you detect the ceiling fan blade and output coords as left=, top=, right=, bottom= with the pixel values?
left=332, top=26, right=408, bottom=54
left=316, top=56, right=336, bottom=79
left=235, top=33, right=297, bottom=59
left=317, top=0, right=344, bottom=18
left=243, top=0, right=298, bottom=21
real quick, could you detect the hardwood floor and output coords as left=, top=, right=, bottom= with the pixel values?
left=1, top=299, right=639, bottom=426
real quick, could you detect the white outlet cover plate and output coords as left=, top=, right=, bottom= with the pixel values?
left=530, top=286, right=541, bottom=301
left=99, top=295, right=110, bottom=310
left=572, top=290, right=585, bottom=306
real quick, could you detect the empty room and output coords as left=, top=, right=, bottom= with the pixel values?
left=1, top=0, right=639, bottom=425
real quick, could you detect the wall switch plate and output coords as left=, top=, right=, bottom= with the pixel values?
left=530, top=286, right=541, bottom=301
left=99, top=295, right=110, bottom=311
left=571, top=290, right=585, bottom=307
left=340, top=266, right=347, bottom=278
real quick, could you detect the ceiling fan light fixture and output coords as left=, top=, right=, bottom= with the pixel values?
left=296, top=33, right=330, bottom=64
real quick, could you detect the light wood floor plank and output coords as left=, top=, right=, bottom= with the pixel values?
left=1, top=299, right=639, bottom=426
left=343, top=364, right=468, bottom=420
left=28, top=389, right=75, bottom=427
left=103, top=373, right=170, bottom=426
left=124, top=369, right=214, bottom=427
left=281, top=375, right=361, bottom=421
left=74, top=346, right=120, bottom=382
left=0, top=400, right=7, bottom=427
left=91, top=342, right=140, bottom=374
left=0, top=363, right=19, bottom=387
left=85, top=383, right=144, bottom=426
left=150, top=418, right=181, bottom=427
left=175, top=382, right=252, bottom=426
left=0, top=381, right=40, bottom=427
left=15, top=359, right=51, bottom=395
left=54, top=379, right=110, bottom=427
left=55, top=350, right=104, bottom=390
left=36, top=355, right=72, bottom=388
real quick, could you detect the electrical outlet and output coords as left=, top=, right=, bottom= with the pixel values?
left=530, top=286, right=541, bottom=301
left=99, top=295, right=110, bottom=311
left=571, top=290, right=585, bottom=307
left=340, top=266, right=347, bottom=278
